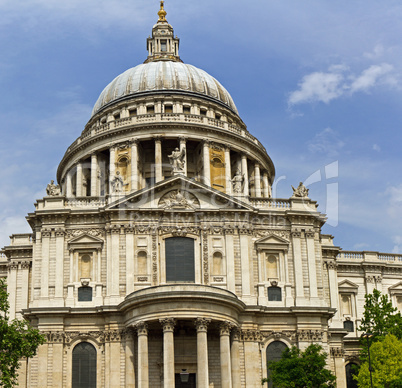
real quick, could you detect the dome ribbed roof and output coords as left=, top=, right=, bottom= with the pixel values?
left=91, top=61, right=238, bottom=116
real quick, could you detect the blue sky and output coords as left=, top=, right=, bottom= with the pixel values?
left=1, top=0, right=402, bottom=253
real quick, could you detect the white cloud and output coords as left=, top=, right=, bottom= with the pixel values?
left=350, top=63, right=394, bottom=93
left=307, top=128, right=345, bottom=156
left=288, top=61, right=399, bottom=106
left=288, top=71, right=344, bottom=105
left=364, top=44, right=385, bottom=60
left=373, top=144, right=381, bottom=152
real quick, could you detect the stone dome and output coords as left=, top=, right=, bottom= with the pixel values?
left=91, top=61, right=238, bottom=117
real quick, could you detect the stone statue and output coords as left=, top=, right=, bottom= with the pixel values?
left=231, top=169, right=244, bottom=193
left=46, top=180, right=61, bottom=196
left=168, top=147, right=186, bottom=173
left=159, top=189, right=199, bottom=210
left=292, top=182, right=309, bottom=198
left=111, top=171, right=124, bottom=193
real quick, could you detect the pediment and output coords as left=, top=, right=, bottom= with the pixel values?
left=389, top=281, right=402, bottom=293
left=68, top=233, right=104, bottom=249
left=338, top=279, right=359, bottom=293
left=256, top=235, right=290, bottom=245
left=107, top=175, right=254, bottom=212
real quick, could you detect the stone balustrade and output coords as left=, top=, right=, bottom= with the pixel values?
left=250, top=198, right=291, bottom=209
left=337, top=250, right=402, bottom=262
left=76, top=112, right=265, bottom=152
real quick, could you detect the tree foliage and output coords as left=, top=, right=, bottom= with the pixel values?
left=262, top=343, right=336, bottom=388
left=0, top=278, right=45, bottom=387
left=359, top=289, right=402, bottom=341
left=356, top=334, right=402, bottom=388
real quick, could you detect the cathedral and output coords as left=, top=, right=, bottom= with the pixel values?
left=1, top=3, right=402, bottom=388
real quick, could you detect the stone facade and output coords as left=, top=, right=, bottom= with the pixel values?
left=1, top=4, right=402, bottom=388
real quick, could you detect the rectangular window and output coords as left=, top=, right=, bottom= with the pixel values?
left=165, top=237, right=195, bottom=282
left=147, top=106, right=155, bottom=114
left=161, top=40, right=167, bottom=52
left=183, top=106, right=191, bottom=114
left=200, top=109, right=207, bottom=116
left=164, top=105, right=173, bottom=113
left=129, top=108, right=137, bottom=117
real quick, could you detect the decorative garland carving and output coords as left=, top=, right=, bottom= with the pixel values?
left=297, top=330, right=324, bottom=342
left=326, top=260, right=337, bottom=270
left=202, top=227, right=209, bottom=284
left=254, top=230, right=290, bottom=240
left=158, top=190, right=200, bottom=210
left=330, top=347, right=344, bottom=358
left=152, top=227, right=158, bottom=285
left=66, top=228, right=104, bottom=239
left=241, top=329, right=263, bottom=342
left=41, top=229, right=52, bottom=238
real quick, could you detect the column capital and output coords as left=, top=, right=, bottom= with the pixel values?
left=130, top=138, right=138, bottom=145
left=231, top=327, right=241, bottom=341
left=160, top=318, right=176, bottom=332
left=203, top=139, right=210, bottom=146
left=154, top=136, right=163, bottom=143
left=219, top=321, right=233, bottom=336
left=179, top=136, right=187, bottom=142
left=195, top=317, right=211, bottom=332
left=134, top=321, right=148, bottom=336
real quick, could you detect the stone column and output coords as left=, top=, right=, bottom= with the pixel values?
left=155, top=137, right=163, bottom=183
left=66, top=170, right=73, bottom=197
left=291, top=230, right=304, bottom=304
left=195, top=318, right=210, bottom=388
left=7, top=263, right=18, bottom=319
left=263, top=172, right=270, bottom=198
left=220, top=322, right=232, bottom=388
left=136, top=322, right=149, bottom=388
left=20, top=261, right=30, bottom=313
left=241, top=154, right=249, bottom=196
left=180, top=137, right=187, bottom=176
left=332, top=348, right=347, bottom=388
left=109, top=146, right=116, bottom=194
left=110, top=228, right=120, bottom=299
left=125, top=329, right=135, bottom=388
left=76, top=162, right=83, bottom=197
left=306, top=230, right=319, bottom=300
left=160, top=318, right=176, bottom=388
left=225, top=147, right=232, bottom=195
left=203, top=140, right=211, bottom=185
left=131, top=139, right=139, bottom=191
left=225, top=230, right=236, bottom=293
left=231, top=329, right=241, bottom=388
left=327, top=261, right=341, bottom=322
left=240, top=230, right=251, bottom=297
left=90, top=153, right=98, bottom=197
left=126, top=227, right=135, bottom=295
left=41, top=229, right=51, bottom=299
left=54, top=229, right=64, bottom=299
left=254, top=163, right=261, bottom=197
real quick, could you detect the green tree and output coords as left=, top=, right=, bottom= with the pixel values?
left=0, top=278, right=45, bottom=387
left=262, top=343, right=336, bottom=388
left=356, top=334, right=402, bottom=388
left=359, top=289, right=402, bottom=341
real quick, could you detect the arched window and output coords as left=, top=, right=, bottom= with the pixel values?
left=266, top=341, right=288, bottom=388
left=165, top=237, right=195, bottom=282
left=345, top=363, right=358, bottom=388
left=72, top=342, right=96, bottom=388
left=213, top=252, right=223, bottom=275
left=137, top=251, right=148, bottom=274
left=268, top=286, right=282, bottom=301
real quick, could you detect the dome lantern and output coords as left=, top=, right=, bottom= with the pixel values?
left=144, top=1, right=182, bottom=63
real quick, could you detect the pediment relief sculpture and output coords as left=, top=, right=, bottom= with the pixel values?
left=158, top=189, right=200, bottom=210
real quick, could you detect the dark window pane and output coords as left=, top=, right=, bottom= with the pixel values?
left=166, top=237, right=195, bottom=282
left=344, top=320, right=354, bottom=332
left=266, top=341, right=288, bottom=388
left=78, top=287, right=92, bottom=302
left=346, top=363, right=358, bottom=388
left=72, top=342, right=96, bottom=388
left=268, top=286, right=282, bottom=301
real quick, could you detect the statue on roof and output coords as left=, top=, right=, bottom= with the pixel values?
left=292, top=182, right=309, bottom=198
left=46, top=180, right=61, bottom=196
left=168, top=147, right=186, bottom=174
